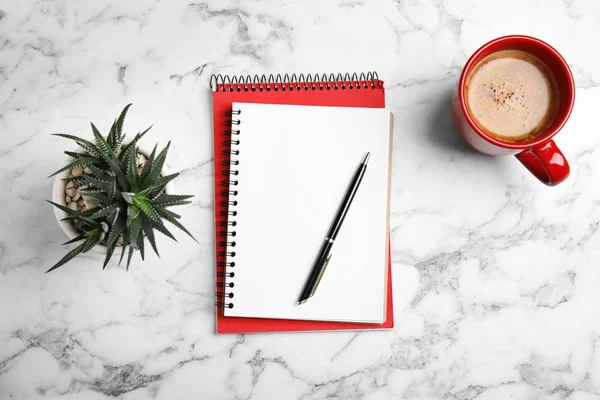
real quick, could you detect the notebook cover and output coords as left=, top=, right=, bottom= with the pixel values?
left=211, top=74, right=394, bottom=333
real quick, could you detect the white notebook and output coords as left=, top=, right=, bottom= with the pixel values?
left=222, top=103, right=393, bottom=323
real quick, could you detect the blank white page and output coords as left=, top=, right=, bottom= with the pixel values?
left=223, top=102, right=392, bottom=323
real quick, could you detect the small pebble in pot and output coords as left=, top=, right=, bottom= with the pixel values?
left=71, top=166, right=83, bottom=177
left=84, top=199, right=99, bottom=210
left=65, top=195, right=71, bottom=203
left=72, top=191, right=81, bottom=201
left=65, top=182, right=76, bottom=197
left=80, top=205, right=87, bottom=212
left=83, top=167, right=92, bottom=174
left=67, top=201, right=78, bottom=211
left=77, top=199, right=85, bottom=207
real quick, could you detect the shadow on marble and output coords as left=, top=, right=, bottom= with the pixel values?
left=423, top=91, right=475, bottom=156
left=419, top=89, right=521, bottom=184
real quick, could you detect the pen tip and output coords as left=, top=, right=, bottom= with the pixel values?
left=297, top=299, right=307, bottom=305
left=362, top=152, right=371, bottom=165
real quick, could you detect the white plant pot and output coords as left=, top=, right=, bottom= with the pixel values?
left=52, top=167, right=83, bottom=241
left=51, top=148, right=173, bottom=254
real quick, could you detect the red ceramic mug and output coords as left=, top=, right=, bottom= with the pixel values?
left=452, top=35, right=575, bottom=186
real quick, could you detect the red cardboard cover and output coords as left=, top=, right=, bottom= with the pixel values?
left=211, top=76, right=393, bottom=333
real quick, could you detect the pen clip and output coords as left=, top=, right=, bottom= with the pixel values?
left=310, top=253, right=332, bottom=297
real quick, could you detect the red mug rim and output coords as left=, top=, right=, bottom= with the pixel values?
left=458, top=35, right=575, bottom=150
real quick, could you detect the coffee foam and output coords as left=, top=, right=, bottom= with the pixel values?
left=466, top=50, right=558, bottom=142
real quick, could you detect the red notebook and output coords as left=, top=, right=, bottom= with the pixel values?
left=211, top=72, right=394, bottom=333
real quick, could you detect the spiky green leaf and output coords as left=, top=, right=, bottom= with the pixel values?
left=137, top=234, right=145, bottom=261
left=156, top=207, right=197, bottom=242
left=47, top=242, right=87, bottom=273
left=107, top=177, right=117, bottom=202
left=62, top=216, right=99, bottom=228
left=91, top=122, right=111, bottom=156
left=88, top=204, right=120, bottom=220
left=119, top=125, right=152, bottom=163
left=141, top=142, right=170, bottom=189
left=81, top=233, right=101, bottom=253
left=76, top=125, right=128, bottom=191
left=119, top=230, right=130, bottom=266
left=148, top=216, right=177, bottom=241
left=80, top=190, right=109, bottom=205
left=127, top=204, right=141, bottom=228
left=73, top=207, right=100, bottom=218
left=64, top=151, right=99, bottom=161
left=47, top=200, right=79, bottom=216
left=106, top=216, right=126, bottom=248
left=140, top=172, right=179, bottom=199
left=138, top=144, right=157, bottom=184
left=159, top=208, right=181, bottom=220
left=151, top=194, right=193, bottom=207
left=119, top=144, right=134, bottom=166
left=53, top=134, right=103, bottom=159
left=129, top=214, right=142, bottom=248
left=126, top=245, right=135, bottom=270
left=127, top=145, right=139, bottom=190
left=103, top=240, right=118, bottom=270
left=83, top=226, right=100, bottom=237
left=107, top=119, right=118, bottom=149
left=77, top=141, right=103, bottom=159
left=99, top=154, right=129, bottom=192
left=80, top=174, right=114, bottom=192
left=133, top=195, right=162, bottom=223
left=158, top=199, right=191, bottom=207
left=113, top=103, right=132, bottom=149
left=85, top=164, right=111, bottom=180
left=121, top=192, right=135, bottom=204
left=59, top=206, right=104, bottom=228
left=161, top=208, right=181, bottom=219
left=142, top=216, right=159, bottom=257
left=107, top=208, right=119, bottom=227
left=62, top=235, right=86, bottom=245
left=58, top=216, right=89, bottom=226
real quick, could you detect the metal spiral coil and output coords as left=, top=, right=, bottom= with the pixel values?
left=210, top=71, right=382, bottom=92
left=219, top=220, right=237, bottom=227
left=217, top=261, right=235, bottom=267
left=215, top=109, right=241, bottom=310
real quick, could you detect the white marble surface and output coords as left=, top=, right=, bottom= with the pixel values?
left=1, top=0, right=600, bottom=399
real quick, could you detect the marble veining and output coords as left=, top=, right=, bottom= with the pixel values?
left=1, top=0, right=600, bottom=399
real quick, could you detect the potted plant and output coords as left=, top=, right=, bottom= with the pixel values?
left=47, top=104, right=195, bottom=272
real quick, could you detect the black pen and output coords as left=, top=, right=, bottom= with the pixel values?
left=297, top=152, right=371, bottom=305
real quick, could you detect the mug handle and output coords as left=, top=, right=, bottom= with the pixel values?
left=515, top=140, right=570, bottom=186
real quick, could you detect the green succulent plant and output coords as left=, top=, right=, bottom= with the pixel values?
left=47, top=104, right=195, bottom=272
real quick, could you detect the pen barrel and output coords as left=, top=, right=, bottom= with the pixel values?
left=298, top=239, right=334, bottom=302
left=297, top=157, right=369, bottom=304
left=328, top=163, right=367, bottom=240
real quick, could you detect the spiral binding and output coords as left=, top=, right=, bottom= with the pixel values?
left=215, top=108, right=241, bottom=310
left=210, top=71, right=382, bottom=92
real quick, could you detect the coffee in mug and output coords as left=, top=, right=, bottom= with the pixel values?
left=465, top=50, right=559, bottom=143
left=452, top=35, right=575, bottom=186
